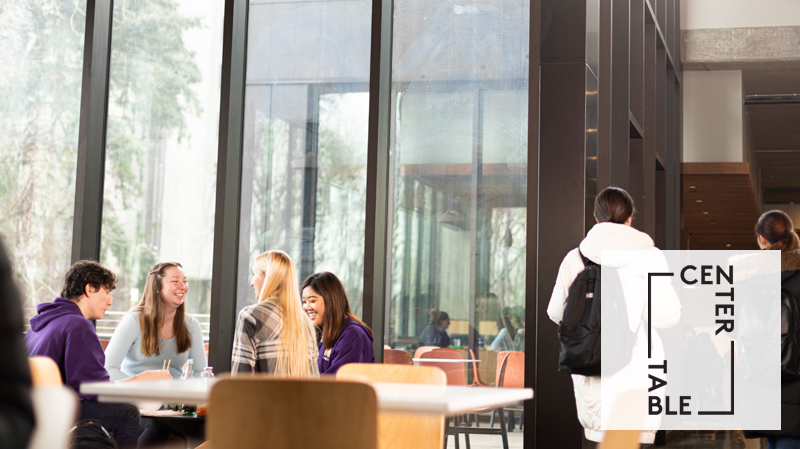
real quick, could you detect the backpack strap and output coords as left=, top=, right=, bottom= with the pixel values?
left=578, top=250, right=598, bottom=268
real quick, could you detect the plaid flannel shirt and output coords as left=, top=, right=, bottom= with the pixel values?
left=230, top=300, right=319, bottom=376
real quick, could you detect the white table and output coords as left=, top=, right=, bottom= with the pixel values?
left=81, top=378, right=532, bottom=417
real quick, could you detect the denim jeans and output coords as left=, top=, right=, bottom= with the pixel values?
left=768, top=436, right=800, bottom=449
left=80, top=401, right=140, bottom=449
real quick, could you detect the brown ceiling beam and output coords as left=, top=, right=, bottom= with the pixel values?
left=681, top=162, right=750, bottom=175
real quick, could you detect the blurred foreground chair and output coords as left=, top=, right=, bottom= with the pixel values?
left=384, top=348, right=413, bottom=365
left=28, top=356, right=62, bottom=386
left=27, top=386, right=78, bottom=449
left=491, top=351, right=525, bottom=430
left=337, top=363, right=446, bottom=449
left=205, top=377, right=377, bottom=449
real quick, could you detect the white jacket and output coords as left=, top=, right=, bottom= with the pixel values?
left=548, top=222, right=681, bottom=443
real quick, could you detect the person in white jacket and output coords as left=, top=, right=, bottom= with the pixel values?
left=548, top=186, right=681, bottom=446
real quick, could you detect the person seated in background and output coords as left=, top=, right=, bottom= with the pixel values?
left=490, top=307, right=517, bottom=352
left=417, top=308, right=438, bottom=348
left=25, top=260, right=171, bottom=449
left=0, top=239, right=35, bottom=449
left=104, top=262, right=207, bottom=380
left=301, top=272, right=374, bottom=375
left=231, top=250, right=319, bottom=376
left=421, top=311, right=451, bottom=348
left=104, top=262, right=207, bottom=447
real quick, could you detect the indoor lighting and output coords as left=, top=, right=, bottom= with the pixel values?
left=696, top=199, right=703, bottom=203
left=703, top=212, right=709, bottom=215
left=726, top=244, right=731, bottom=247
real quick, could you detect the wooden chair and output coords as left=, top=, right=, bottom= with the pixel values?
left=337, top=363, right=446, bottom=449
left=206, top=377, right=377, bottom=449
left=414, top=346, right=439, bottom=359
left=419, top=349, right=467, bottom=386
left=384, top=348, right=413, bottom=365
left=99, top=339, right=110, bottom=351
left=28, top=356, right=62, bottom=386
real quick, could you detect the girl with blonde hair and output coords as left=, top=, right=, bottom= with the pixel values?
left=231, top=250, right=319, bottom=376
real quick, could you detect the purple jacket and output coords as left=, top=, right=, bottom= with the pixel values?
left=25, top=297, right=109, bottom=401
left=318, top=319, right=375, bottom=375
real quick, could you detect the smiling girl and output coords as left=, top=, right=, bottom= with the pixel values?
left=104, top=262, right=207, bottom=381
left=302, top=272, right=374, bottom=375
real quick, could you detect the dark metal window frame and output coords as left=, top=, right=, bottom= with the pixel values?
left=71, top=0, right=540, bottom=446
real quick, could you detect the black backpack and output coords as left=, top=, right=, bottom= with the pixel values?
left=781, top=288, right=800, bottom=381
left=557, top=251, right=636, bottom=376
left=69, top=419, right=118, bottom=449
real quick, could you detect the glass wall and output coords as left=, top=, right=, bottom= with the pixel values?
left=238, top=0, right=371, bottom=313
left=0, top=1, right=86, bottom=325
left=99, top=0, right=224, bottom=339
left=387, top=0, right=529, bottom=434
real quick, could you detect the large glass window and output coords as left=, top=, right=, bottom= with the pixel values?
left=239, top=0, right=372, bottom=313
left=0, top=1, right=86, bottom=325
left=387, top=0, right=529, bottom=437
left=99, top=0, right=224, bottom=339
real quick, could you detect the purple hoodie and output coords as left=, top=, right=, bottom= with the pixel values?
left=318, top=319, right=375, bottom=375
left=25, top=297, right=109, bottom=401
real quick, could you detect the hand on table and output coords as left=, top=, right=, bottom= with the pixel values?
left=120, top=369, right=173, bottom=382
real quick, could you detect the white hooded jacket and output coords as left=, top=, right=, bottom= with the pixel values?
left=548, top=222, right=681, bottom=443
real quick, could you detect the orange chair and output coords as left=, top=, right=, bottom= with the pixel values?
left=413, top=346, right=439, bottom=359
left=418, top=349, right=466, bottom=386
left=384, top=348, right=413, bottom=365
left=493, top=351, right=525, bottom=431
left=28, top=356, right=62, bottom=386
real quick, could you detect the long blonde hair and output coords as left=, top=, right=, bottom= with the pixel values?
left=133, top=262, right=191, bottom=356
left=254, top=250, right=316, bottom=377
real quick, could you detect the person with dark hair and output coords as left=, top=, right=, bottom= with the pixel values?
left=491, top=307, right=517, bottom=351
left=421, top=311, right=451, bottom=348
left=747, top=210, right=800, bottom=449
left=0, top=240, right=35, bottom=449
left=25, top=260, right=171, bottom=448
left=418, top=308, right=439, bottom=347
left=301, top=272, right=374, bottom=374
left=547, top=186, right=681, bottom=446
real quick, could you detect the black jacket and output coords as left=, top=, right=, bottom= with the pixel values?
left=0, top=240, right=35, bottom=449
left=747, top=249, right=800, bottom=439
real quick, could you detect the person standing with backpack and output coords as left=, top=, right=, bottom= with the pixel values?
left=547, top=187, right=681, bottom=446
left=746, top=210, right=800, bottom=449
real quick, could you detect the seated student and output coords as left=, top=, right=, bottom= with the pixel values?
left=417, top=308, right=438, bottom=348
left=420, top=311, right=451, bottom=348
left=231, top=250, right=319, bottom=376
left=104, top=262, right=207, bottom=381
left=104, top=262, right=207, bottom=447
left=301, top=272, right=374, bottom=375
left=490, top=307, right=518, bottom=352
left=25, top=260, right=171, bottom=449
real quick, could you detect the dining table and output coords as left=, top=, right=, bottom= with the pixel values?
left=81, top=377, right=533, bottom=417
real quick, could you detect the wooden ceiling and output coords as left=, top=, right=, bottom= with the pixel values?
left=681, top=162, right=761, bottom=250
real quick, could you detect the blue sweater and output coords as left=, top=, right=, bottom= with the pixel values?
left=318, top=319, right=374, bottom=375
left=25, top=298, right=109, bottom=401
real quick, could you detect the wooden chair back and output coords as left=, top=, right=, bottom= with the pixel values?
left=337, top=363, right=446, bottom=449
left=419, top=349, right=466, bottom=386
left=99, top=339, right=110, bottom=351
left=383, top=348, right=413, bottom=365
left=496, top=351, right=524, bottom=388
left=28, top=356, right=62, bottom=386
left=207, top=377, right=377, bottom=449
left=413, top=346, right=439, bottom=359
